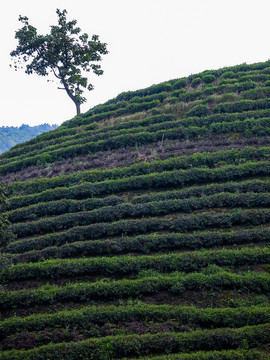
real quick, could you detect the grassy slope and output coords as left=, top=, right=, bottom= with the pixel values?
left=0, top=61, right=270, bottom=360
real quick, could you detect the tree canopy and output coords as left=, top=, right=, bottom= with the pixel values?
left=10, top=9, right=108, bottom=115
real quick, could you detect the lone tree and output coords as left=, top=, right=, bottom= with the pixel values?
left=10, top=9, right=108, bottom=115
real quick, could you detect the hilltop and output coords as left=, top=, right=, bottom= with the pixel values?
left=0, top=61, right=270, bottom=360
left=0, top=124, right=58, bottom=155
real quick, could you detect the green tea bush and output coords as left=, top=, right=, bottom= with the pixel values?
left=221, top=71, right=236, bottom=79
left=7, top=226, right=270, bottom=263
left=9, top=178, right=269, bottom=224
left=1, top=324, right=269, bottom=360
left=8, top=160, right=270, bottom=210
left=10, top=192, right=270, bottom=238
left=9, top=146, right=269, bottom=197
left=1, top=303, right=269, bottom=338
left=191, top=78, right=202, bottom=87
left=139, top=349, right=268, bottom=360
left=8, top=195, right=125, bottom=223
left=186, top=105, right=210, bottom=117
left=1, top=271, right=269, bottom=309
left=213, top=99, right=270, bottom=113
left=173, top=78, right=188, bottom=89
left=2, top=247, right=269, bottom=282
left=5, top=208, right=270, bottom=254
left=202, top=74, right=216, bottom=84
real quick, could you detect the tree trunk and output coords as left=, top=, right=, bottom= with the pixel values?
left=75, top=102, right=81, bottom=115
left=58, top=71, right=81, bottom=116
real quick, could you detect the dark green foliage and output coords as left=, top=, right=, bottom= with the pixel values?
left=213, top=98, right=270, bottom=113
left=8, top=195, right=125, bottom=223
left=7, top=226, right=270, bottom=263
left=9, top=192, right=270, bottom=238
left=134, top=350, right=268, bottom=360
left=1, top=271, right=269, bottom=309
left=5, top=208, right=270, bottom=254
left=2, top=247, right=269, bottom=282
left=191, top=78, right=202, bottom=87
left=8, top=179, right=269, bottom=224
left=221, top=71, right=236, bottom=79
left=7, top=159, right=270, bottom=210
left=0, top=184, right=14, bottom=247
left=186, top=104, right=210, bottom=117
left=1, top=324, right=269, bottom=360
left=173, top=78, right=188, bottom=89
left=1, top=303, right=269, bottom=338
left=202, top=74, right=216, bottom=84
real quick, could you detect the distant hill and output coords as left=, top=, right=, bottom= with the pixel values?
left=1, top=61, right=270, bottom=359
left=0, top=123, right=58, bottom=154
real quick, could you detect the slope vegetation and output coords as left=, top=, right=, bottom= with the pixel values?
left=0, top=61, right=270, bottom=360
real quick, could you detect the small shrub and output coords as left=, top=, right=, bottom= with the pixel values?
left=221, top=71, right=236, bottom=79
left=202, top=74, right=216, bottom=84
left=173, top=78, right=188, bottom=89
left=191, top=78, right=202, bottom=87
left=186, top=104, right=210, bottom=117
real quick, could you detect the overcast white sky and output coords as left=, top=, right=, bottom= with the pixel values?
left=1, top=0, right=270, bottom=127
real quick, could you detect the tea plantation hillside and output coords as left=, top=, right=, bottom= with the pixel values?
left=0, top=61, right=270, bottom=360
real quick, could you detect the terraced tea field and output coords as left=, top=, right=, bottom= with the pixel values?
left=0, top=61, right=270, bottom=359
